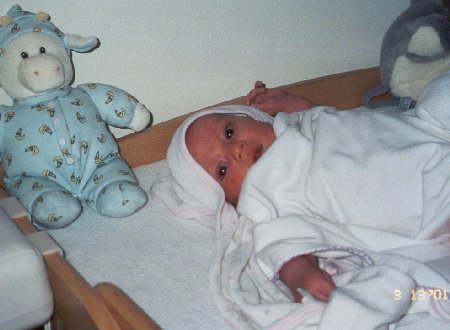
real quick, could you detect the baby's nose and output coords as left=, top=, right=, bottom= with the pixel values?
left=230, top=141, right=247, bottom=161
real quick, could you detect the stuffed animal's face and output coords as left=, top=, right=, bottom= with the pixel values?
left=0, top=32, right=73, bottom=101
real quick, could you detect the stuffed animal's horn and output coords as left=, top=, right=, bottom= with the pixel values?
left=0, top=15, right=12, bottom=27
left=35, top=11, right=50, bottom=22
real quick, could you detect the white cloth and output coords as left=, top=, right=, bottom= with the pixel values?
left=155, top=73, right=450, bottom=329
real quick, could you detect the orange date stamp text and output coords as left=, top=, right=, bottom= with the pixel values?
left=393, top=288, right=448, bottom=301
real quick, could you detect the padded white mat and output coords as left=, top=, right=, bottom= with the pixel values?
left=48, top=160, right=231, bottom=330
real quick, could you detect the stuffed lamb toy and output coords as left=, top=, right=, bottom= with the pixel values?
left=364, top=0, right=449, bottom=109
left=0, top=5, right=151, bottom=228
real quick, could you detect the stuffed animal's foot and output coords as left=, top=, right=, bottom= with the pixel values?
left=32, top=191, right=82, bottom=229
left=95, top=181, right=147, bottom=217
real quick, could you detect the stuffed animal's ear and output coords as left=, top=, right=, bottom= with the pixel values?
left=64, top=34, right=99, bottom=52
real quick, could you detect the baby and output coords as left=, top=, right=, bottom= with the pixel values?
left=185, top=82, right=335, bottom=303
left=186, top=81, right=316, bottom=205
left=179, top=73, right=450, bottom=304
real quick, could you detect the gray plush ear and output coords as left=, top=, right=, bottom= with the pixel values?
left=363, top=0, right=450, bottom=108
left=64, top=34, right=99, bottom=52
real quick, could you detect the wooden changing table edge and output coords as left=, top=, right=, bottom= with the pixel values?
left=0, top=67, right=384, bottom=329
left=119, top=66, right=383, bottom=168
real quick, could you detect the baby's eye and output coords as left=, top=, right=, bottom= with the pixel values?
left=217, top=164, right=227, bottom=180
left=225, top=126, right=233, bottom=140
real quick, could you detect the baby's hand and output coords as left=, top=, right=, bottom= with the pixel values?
left=279, top=255, right=336, bottom=303
left=295, top=266, right=335, bottom=302
left=245, top=81, right=291, bottom=115
left=246, top=81, right=316, bottom=115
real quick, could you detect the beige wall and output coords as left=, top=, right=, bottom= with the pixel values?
left=1, top=0, right=409, bottom=131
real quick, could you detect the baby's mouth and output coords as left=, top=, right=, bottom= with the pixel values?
left=253, top=144, right=264, bottom=163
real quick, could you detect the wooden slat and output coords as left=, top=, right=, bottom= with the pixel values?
left=118, top=114, right=189, bottom=169
left=95, top=283, right=161, bottom=330
left=276, top=67, right=383, bottom=109
left=44, top=253, right=122, bottom=330
left=13, top=216, right=36, bottom=235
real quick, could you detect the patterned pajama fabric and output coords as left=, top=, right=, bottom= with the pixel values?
left=0, top=83, right=138, bottom=211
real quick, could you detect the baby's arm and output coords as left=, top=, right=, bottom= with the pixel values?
left=278, top=254, right=335, bottom=303
left=246, top=81, right=316, bottom=115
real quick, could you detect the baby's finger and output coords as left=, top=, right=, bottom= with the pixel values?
left=253, top=81, right=267, bottom=96
left=312, top=286, right=332, bottom=302
left=254, top=80, right=266, bottom=89
left=319, top=283, right=336, bottom=302
left=293, top=289, right=303, bottom=303
left=245, top=90, right=258, bottom=105
left=323, top=273, right=336, bottom=290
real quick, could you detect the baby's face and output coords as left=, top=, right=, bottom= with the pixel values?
left=186, top=113, right=275, bottom=205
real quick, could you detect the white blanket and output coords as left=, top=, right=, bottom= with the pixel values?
left=239, top=106, right=450, bottom=240
left=211, top=214, right=450, bottom=329
left=209, top=73, right=450, bottom=329
left=205, top=73, right=450, bottom=329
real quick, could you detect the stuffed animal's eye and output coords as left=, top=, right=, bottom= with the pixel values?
left=39, top=47, right=46, bottom=54
left=20, top=52, right=28, bottom=59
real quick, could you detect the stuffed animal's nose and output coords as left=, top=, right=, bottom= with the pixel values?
left=18, top=53, right=65, bottom=93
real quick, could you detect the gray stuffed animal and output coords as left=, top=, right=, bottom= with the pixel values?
left=364, top=0, right=449, bottom=109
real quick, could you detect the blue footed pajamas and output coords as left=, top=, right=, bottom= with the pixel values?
left=0, top=84, right=147, bottom=228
